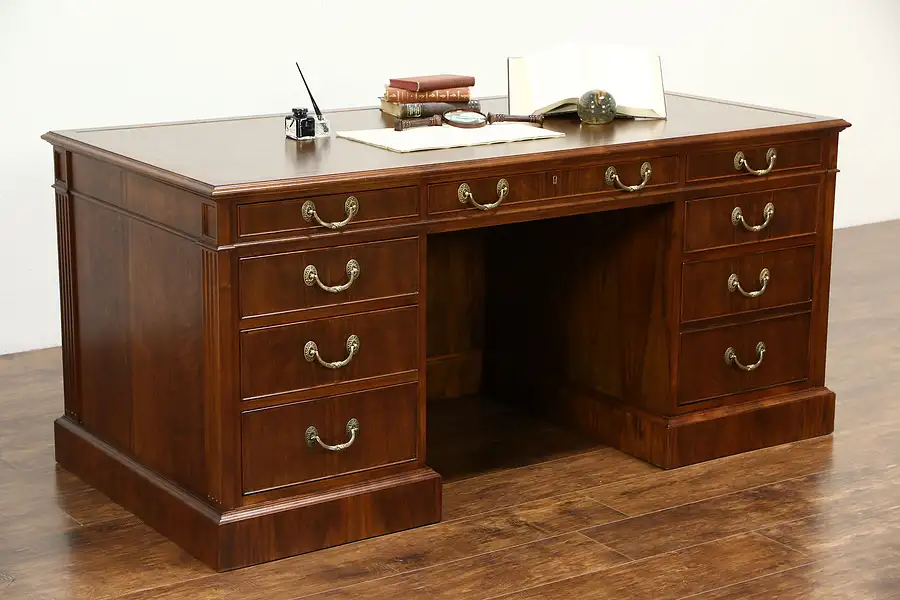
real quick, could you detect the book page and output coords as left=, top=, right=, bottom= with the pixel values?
left=508, top=43, right=666, bottom=118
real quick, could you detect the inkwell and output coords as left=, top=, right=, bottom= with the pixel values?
left=285, top=63, right=331, bottom=140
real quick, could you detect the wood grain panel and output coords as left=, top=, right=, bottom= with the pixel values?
left=72, top=198, right=132, bottom=451
left=241, top=384, right=418, bottom=493
left=687, top=138, right=822, bottom=182
left=69, top=152, right=123, bottom=206
left=681, top=245, right=816, bottom=322
left=124, top=171, right=209, bottom=239
left=684, top=184, right=819, bottom=252
left=426, top=229, right=486, bottom=398
left=240, top=306, right=418, bottom=401
left=127, top=219, right=208, bottom=499
left=237, top=186, right=419, bottom=238
left=678, top=312, right=811, bottom=405
left=239, top=237, right=418, bottom=319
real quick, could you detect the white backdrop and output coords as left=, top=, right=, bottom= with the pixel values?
left=1, top=0, right=899, bottom=355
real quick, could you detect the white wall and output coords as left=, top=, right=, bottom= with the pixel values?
left=1, top=0, right=898, bottom=355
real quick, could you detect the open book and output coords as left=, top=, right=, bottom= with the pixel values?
left=507, top=43, right=667, bottom=119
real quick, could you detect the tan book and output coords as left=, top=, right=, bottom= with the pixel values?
left=384, top=86, right=472, bottom=103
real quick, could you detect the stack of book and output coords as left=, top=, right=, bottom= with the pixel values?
left=380, top=74, right=480, bottom=118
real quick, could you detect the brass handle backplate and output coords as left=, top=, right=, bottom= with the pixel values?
left=304, top=335, right=360, bottom=369
left=306, top=418, right=360, bottom=452
left=605, top=162, right=652, bottom=192
left=302, top=196, right=359, bottom=229
left=732, top=202, right=775, bottom=232
left=734, top=147, right=777, bottom=176
left=724, top=342, right=767, bottom=371
left=304, top=259, right=360, bottom=293
left=458, top=178, right=509, bottom=210
left=728, top=268, right=770, bottom=298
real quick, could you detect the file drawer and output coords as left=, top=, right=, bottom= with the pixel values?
left=239, top=237, right=419, bottom=318
left=241, top=383, right=418, bottom=493
left=681, top=245, right=816, bottom=322
left=677, top=312, right=811, bottom=405
left=684, top=184, right=819, bottom=252
left=240, top=306, right=418, bottom=401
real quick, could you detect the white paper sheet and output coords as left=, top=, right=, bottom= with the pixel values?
left=336, top=123, right=564, bottom=153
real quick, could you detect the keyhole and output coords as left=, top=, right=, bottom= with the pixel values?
left=552, top=175, right=558, bottom=185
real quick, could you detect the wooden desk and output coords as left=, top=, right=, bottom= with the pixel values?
left=42, top=94, right=849, bottom=571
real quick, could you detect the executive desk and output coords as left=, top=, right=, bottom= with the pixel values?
left=42, top=94, right=849, bottom=570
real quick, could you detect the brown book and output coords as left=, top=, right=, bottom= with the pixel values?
left=388, top=74, right=475, bottom=92
left=384, top=87, right=471, bottom=103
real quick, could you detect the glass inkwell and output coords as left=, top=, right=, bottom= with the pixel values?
left=285, top=63, right=331, bottom=141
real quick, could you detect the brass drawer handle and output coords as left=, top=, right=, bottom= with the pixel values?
left=728, top=268, right=770, bottom=298
left=734, top=148, right=777, bottom=176
left=458, top=178, right=509, bottom=210
left=304, top=259, right=360, bottom=293
left=605, top=162, right=652, bottom=192
left=306, top=418, right=359, bottom=452
left=724, top=342, right=766, bottom=371
left=304, top=335, right=360, bottom=369
left=732, top=202, right=775, bottom=232
left=302, top=196, right=359, bottom=230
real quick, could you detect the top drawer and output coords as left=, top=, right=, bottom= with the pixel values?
left=687, top=139, right=822, bottom=183
left=237, top=186, right=419, bottom=239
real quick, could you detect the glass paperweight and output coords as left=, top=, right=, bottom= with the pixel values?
left=576, top=90, right=617, bottom=125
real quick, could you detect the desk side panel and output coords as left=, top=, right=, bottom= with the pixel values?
left=59, top=150, right=220, bottom=505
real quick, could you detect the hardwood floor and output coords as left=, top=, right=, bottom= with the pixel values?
left=2, top=219, right=899, bottom=599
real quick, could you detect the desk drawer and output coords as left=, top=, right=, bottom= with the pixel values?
left=237, top=186, right=419, bottom=238
left=240, top=306, right=418, bottom=401
left=241, top=383, right=418, bottom=493
left=239, top=238, right=419, bottom=318
left=684, top=184, right=819, bottom=252
left=681, top=245, right=816, bottom=322
left=678, top=312, right=810, bottom=405
left=564, top=155, right=679, bottom=196
left=687, top=139, right=822, bottom=183
left=429, top=172, right=543, bottom=215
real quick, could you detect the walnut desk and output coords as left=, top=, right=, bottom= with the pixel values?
left=42, top=94, right=849, bottom=570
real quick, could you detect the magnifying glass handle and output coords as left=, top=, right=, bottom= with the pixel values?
left=487, top=113, right=545, bottom=126
left=394, top=115, right=443, bottom=131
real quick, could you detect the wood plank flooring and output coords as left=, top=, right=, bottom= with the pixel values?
left=2, top=219, right=899, bottom=599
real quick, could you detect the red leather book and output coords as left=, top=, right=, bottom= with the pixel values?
left=388, top=75, right=475, bottom=92
left=384, top=86, right=472, bottom=103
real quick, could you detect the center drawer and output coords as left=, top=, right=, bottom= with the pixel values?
left=678, top=312, right=811, bottom=405
left=241, top=383, right=418, bottom=494
left=240, top=306, right=418, bottom=401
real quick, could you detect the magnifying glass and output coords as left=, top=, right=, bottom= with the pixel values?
left=394, top=109, right=544, bottom=131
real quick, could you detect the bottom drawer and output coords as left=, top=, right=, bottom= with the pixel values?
left=678, top=312, right=810, bottom=405
left=241, top=383, right=418, bottom=494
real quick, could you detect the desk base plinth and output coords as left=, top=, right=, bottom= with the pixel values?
left=54, top=417, right=442, bottom=571
left=535, top=387, right=836, bottom=469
